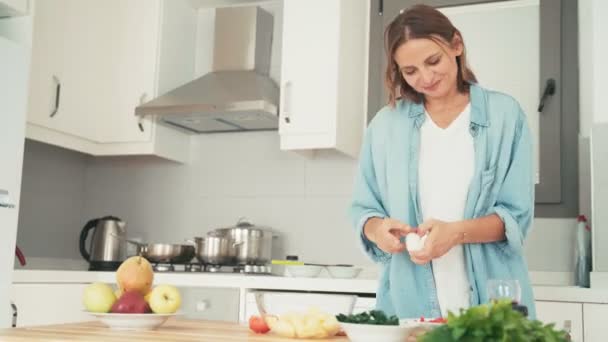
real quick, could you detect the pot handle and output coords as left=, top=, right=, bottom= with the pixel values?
left=232, top=241, right=244, bottom=248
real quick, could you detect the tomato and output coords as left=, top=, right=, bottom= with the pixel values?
left=429, top=317, right=447, bottom=324
left=249, top=315, right=270, bottom=334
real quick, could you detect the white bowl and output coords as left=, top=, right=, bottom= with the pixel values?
left=285, top=265, right=323, bottom=278
left=400, top=318, right=445, bottom=336
left=87, top=312, right=179, bottom=331
left=340, top=322, right=413, bottom=342
left=326, top=266, right=362, bottom=279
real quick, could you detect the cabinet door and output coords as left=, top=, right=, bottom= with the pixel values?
left=279, top=0, right=339, bottom=136
left=0, top=0, right=27, bottom=16
left=11, top=284, right=90, bottom=327
left=535, top=301, right=583, bottom=341
left=27, top=0, right=69, bottom=131
left=0, top=36, right=28, bottom=328
left=583, top=304, right=608, bottom=342
left=59, top=0, right=157, bottom=143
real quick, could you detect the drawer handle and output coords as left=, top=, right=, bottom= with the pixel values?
left=196, top=300, right=209, bottom=312
left=50, top=75, right=61, bottom=118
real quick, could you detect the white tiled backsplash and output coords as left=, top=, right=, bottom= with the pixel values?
left=18, top=135, right=578, bottom=272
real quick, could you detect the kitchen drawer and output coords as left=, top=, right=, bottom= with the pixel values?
left=178, top=287, right=240, bottom=323
left=535, top=301, right=583, bottom=341
left=11, top=283, right=90, bottom=327
left=244, top=291, right=366, bottom=322
left=353, top=297, right=376, bottom=314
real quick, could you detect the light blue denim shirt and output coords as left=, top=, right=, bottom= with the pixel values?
left=349, top=83, right=536, bottom=319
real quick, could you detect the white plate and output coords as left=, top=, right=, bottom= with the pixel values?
left=339, top=322, right=413, bottom=342
left=87, top=312, right=180, bottom=331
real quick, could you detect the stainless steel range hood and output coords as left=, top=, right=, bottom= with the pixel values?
left=135, top=6, right=279, bottom=133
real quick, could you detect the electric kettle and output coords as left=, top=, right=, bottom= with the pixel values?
left=79, top=216, right=127, bottom=271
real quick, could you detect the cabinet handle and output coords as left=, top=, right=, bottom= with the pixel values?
left=11, top=302, right=17, bottom=328
left=281, top=81, right=292, bottom=124
left=378, top=0, right=383, bottom=15
left=138, top=93, right=147, bottom=132
left=0, top=189, right=15, bottom=209
left=537, top=78, right=556, bottom=113
left=50, top=75, right=61, bottom=118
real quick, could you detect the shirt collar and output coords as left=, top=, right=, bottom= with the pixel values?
left=406, top=83, right=489, bottom=127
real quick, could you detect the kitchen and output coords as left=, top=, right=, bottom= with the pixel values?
left=1, top=0, right=608, bottom=341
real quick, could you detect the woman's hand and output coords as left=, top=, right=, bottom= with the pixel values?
left=409, top=218, right=463, bottom=265
left=364, top=217, right=413, bottom=254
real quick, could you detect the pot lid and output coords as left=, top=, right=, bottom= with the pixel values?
left=216, top=217, right=276, bottom=234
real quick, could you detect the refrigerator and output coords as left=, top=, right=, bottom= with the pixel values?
left=0, top=25, right=29, bottom=328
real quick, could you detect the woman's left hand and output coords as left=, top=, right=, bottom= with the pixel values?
left=409, top=218, right=462, bottom=265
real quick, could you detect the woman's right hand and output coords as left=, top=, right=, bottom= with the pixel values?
left=364, top=217, right=413, bottom=254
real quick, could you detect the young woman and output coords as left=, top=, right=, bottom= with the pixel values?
left=350, top=4, right=535, bottom=319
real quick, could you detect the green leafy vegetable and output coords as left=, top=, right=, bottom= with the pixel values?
left=419, top=300, right=569, bottom=342
left=336, top=310, right=400, bottom=325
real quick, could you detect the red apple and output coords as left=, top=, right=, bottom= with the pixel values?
left=110, top=290, right=151, bottom=314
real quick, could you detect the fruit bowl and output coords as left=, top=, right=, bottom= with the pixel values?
left=87, top=312, right=180, bottom=331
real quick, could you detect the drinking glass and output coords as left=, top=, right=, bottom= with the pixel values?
left=487, top=279, right=521, bottom=304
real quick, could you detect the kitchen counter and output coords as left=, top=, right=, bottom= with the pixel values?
left=12, top=270, right=608, bottom=304
left=0, top=319, right=347, bottom=341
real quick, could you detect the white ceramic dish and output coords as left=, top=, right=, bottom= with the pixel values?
left=326, top=266, right=362, bottom=279
left=87, top=312, right=180, bottom=331
left=285, top=265, right=323, bottom=278
left=339, top=322, right=413, bottom=342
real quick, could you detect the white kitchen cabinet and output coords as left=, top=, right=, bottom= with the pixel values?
left=26, top=0, right=191, bottom=162
left=11, top=284, right=90, bottom=327
left=583, top=303, right=608, bottom=342
left=535, top=301, right=583, bottom=341
left=0, top=0, right=27, bottom=17
left=279, top=0, right=368, bottom=158
left=0, top=33, right=29, bottom=328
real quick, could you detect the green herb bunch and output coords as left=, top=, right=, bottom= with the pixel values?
left=336, top=310, right=400, bottom=326
left=419, top=300, right=569, bottom=342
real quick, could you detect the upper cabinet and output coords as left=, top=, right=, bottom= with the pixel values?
left=279, top=0, right=368, bottom=158
left=26, top=0, right=192, bottom=163
left=0, top=0, right=28, bottom=17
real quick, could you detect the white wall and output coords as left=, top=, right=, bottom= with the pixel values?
left=15, top=140, right=89, bottom=262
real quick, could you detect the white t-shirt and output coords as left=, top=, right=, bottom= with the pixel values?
left=418, top=103, right=473, bottom=317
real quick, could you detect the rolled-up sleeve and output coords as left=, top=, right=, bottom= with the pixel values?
left=490, top=107, right=535, bottom=257
left=349, top=127, right=391, bottom=263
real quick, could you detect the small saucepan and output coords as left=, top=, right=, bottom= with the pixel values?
left=113, top=234, right=195, bottom=264
left=188, top=233, right=242, bottom=265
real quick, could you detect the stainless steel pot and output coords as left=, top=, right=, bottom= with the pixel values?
left=212, top=218, right=275, bottom=265
left=192, top=234, right=240, bottom=265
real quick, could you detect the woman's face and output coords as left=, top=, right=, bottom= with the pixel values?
left=393, top=36, right=463, bottom=100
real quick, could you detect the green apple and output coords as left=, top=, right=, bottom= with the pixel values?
left=83, top=282, right=116, bottom=313
left=148, top=285, right=181, bottom=314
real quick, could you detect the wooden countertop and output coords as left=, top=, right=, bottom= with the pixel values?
left=0, top=319, right=349, bottom=341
